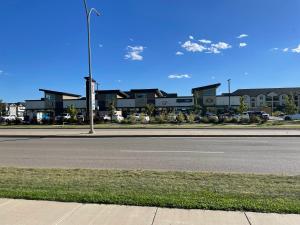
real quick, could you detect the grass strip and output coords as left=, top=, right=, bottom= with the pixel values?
left=0, top=168, right=299, bottom=214
left=1, top=121, right=300, bottom=129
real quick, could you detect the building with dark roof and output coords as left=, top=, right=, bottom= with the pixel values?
left=231, top=87, right=300, bottom=112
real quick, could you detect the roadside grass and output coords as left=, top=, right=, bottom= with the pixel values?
left=0, top=168, right=299, bottom=214
left=1, top=120, right=300, bottom=129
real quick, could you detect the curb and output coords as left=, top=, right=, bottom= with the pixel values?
left=1, top=135, right=300, bottom=138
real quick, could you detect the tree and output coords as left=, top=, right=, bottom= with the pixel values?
left=67, top=105, right=78, bottom=119
left=284, top=95, right=297, bottom=115
left=145, top=104, right=155, bottom=116
left=238, top=96, right=248, bottom=114
left=0, top=99, right=6, bottom=116
left=109, top=101, right=116, bottom=122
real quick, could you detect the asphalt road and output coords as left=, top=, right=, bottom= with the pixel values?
left=0, top=137, right=299, bottom=174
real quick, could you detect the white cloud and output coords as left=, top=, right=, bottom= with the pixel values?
left=98, top=44, right=103, bottom=48
left=291, top=44, right=300, bottom=53
left=283, top=48, right=289, bottom=52
left=271, top=47, right=279, bottom=51
left=125, top=45, right=144, bottom=61
left=199, top=39, right=212, bottom=44
left=189, top=35, right=194, bottom=40
left=206, top=47, right=221, bottom=54
left=168, top=74, right=191, bottom=79
left=212, top=42, right=232, bottom=50
left=175, top=51, right=184, bottom=56
left=239, top=42, right=247, bottom=48
left=237, top=34, right=248, bottom=39
left=0, top=70, right=3, bottom=75
left=211, top=76, right=216, bottom=80
left=117, top=79, right=122, bottom=83
left=244, top=72, right=248, bottom=76
left=181, top=40, right=206, bottom=52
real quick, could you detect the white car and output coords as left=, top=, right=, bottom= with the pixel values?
left=284, top=114, right=300, bottom=120
left=112, top=114, right=124, bottom=122
left=233, top=112, right=250, bottom=120
left=1, top=115, right=16, bottom=121
left=133, top=113, right=150, bottom=122
left=55, top=113, right=71, bottom=121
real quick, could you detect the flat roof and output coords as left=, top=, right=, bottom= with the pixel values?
left=39, top=89, right=81, bottom=97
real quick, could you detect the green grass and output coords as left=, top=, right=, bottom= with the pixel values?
left=1, top=121, right=300, bottom=129
left=0, top=168, right=299, bottom=214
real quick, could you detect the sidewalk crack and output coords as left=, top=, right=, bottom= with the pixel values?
left=151, top=208, right=159, bottom=225
left=244, top=212, right=253, bottom=225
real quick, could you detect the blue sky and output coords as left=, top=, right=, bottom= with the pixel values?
left=0, top=0, right=300, bottom=102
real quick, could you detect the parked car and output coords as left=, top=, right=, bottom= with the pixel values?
left=112, top=114, right=124, bottom=122
left=76, top=113, right=85, bottom=122
left=233, top=112, right=250, bottom=120
left=0, top=115, right=16, bottom=122
left=284, top=114, right=300, bottom=120
left=134, top=113, right=150, bottom=122
left=248, top=111, right=270, bottom=121
left=55, top=113, right=71, bottom=121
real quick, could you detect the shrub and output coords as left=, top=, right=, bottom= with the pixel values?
left=209, top=116, right=219, bottom=124
left=154, top=114, right=167, bottom=124
left=231, top=117, right=240, bottom=123
left=201, top=116, right=210, bottom=123
left=176, top=112, right=185, bottom=123
left=167, top=113, right=177, bottom=123
left=223, top=117, right=233, bottom=123
left=250, top=115, right=262, bottom=124
left=273, top=111, right=284, bottom=117
left=186, top=113, right=195, bottom=123
left=128, top=114, right=137, bottom=124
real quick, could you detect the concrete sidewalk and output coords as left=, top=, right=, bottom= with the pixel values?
left=0, top=199, right=299, bottom=225
left=1, top=128, right=300, bottom=137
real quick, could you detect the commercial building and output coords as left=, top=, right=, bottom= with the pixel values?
left=24, top=77, right=300, bottom=120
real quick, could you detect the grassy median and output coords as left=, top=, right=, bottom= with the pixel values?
left=1, top=120, right=300, bottom=129
left=0, top=168, right=299, bottom=214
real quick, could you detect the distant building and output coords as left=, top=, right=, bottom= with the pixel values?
left=231, top=87, right=300, bottom=112
left=24, top=77, right=300, bottom=119
left=4, top=103, right=25, bottom=117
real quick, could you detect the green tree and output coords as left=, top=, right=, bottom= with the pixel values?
left=238, top=96, right=248, bottom=114
left=284, top=95, right=298, bottom=115
left=145, top=104, right=155, bottom=117
left=109, top=101, right=116, bottom=122
left=0, top=99, right=6, bottom=116
left=67, top=105, right=78, bottom=119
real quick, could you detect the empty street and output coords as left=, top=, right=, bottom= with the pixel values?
left=0, top=137, right=299, bottom=174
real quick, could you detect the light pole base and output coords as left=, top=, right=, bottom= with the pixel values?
left=89, top=129, right=95, bottom=134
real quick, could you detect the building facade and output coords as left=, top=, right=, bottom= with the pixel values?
left=24, top=77, right=300, bottom=119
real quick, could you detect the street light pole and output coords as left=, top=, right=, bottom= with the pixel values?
left=227, top=79, right=231, bottom=111
left=83, top=0, right=100, bottom=134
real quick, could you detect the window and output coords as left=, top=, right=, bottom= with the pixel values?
left=176, top=99, right=193, bottom=103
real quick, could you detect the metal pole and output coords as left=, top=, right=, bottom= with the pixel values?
left=227, top=79, right=231, bottom=111
left=83, top=0, right=100, bottom=134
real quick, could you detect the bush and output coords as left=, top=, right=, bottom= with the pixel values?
left=250, top=115, right=262, bottom=124
left=223, top=117, right=233, bottom=123
left=154, top=114, right=167, bottom=124
left=240, top=117, right=250, bottom=124
left=128, top=114, right=137, bottom=124
left=209, top=116, right=219, bottom=124
left=176, top=112, right=185, bottom=123
left=186, top=113, right=195, bottom=123
left=201, top=116, right=210, bottom=123
left=231, top=117, right=240, bottom=123
left=273, top=111, right=284, bottom=117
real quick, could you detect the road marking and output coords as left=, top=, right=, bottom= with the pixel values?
left=120, top=150, right=224, bottom=154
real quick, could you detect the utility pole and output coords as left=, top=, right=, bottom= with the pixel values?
left=227, top=79, right=231, bottom=111
left=83, top=0, right=100, bottom=134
